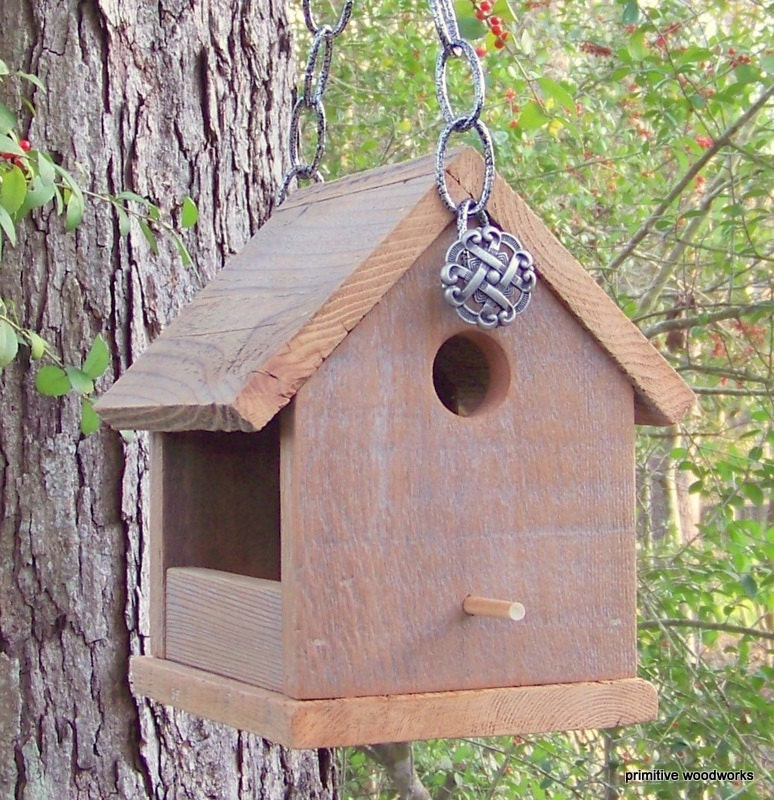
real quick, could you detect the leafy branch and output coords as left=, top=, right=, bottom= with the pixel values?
left=0, top=57, right=198, bottom=433
left=607, top=81, right=774, bottom=282
left=639, top=617, right=774, bottom=642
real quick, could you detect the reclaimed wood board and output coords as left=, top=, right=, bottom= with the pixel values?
left=282, top=229, right=638, bottom=699
left=96, top=148, right=693, bottom=433
left=130, top=657, right=658, bottom=748
left=165, top=568, right=283, bottom=692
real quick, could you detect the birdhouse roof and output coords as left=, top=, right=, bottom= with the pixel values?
left=96, top=148, right=694, bottom=432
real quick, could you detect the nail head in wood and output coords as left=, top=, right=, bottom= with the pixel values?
left=463, top=595, right=526, bottom=621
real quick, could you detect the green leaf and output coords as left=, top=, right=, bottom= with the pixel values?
left=0, top=204, right=17, bottom=246
left=65, top=365, right=94, bottom=395
left=16, top=71, right=46, bottom=91
left=36, top=364, right=70, bottom=396
left=116, top=204, right=130, bottom=236
left=17, top=176, right=56, bottom=216
left=35, top=151, right=56, bottom=185
left=180, top=195, right=198, bottom=228
left=0, top=60, right=9, bottom=76
left=0, top=165, right=27, bottom=215
left=517, top=100, right=550, bottom=131
left=627, top=29, right=647, bottom=61
left=492, top=0, right=516, bottom=22
left=65, top=188, right=84, bottom=230
left=0, top=101, right=17, bottom=135
left=458, top=16, right=487, bottom=40
left=740, top=573, right=758, bottom=600
left=0, top=318, right=19, bottom=367
left=114, top=190, right=150, bottom=205
left=80, top=397, right=101, bottom=435
left=538, top=77, right=575, bottom=113
left=82, top=333, right=110, bottom=379
left=171, top=231, right=193, bottom=267
left=622, top=0, right=639, bottom=24
left=26, top=330, right=47, bottom=360
left=454, top=0, right=487, bottom=41
left=741, top=482, right=764, bottom=506
left=139, top=219, right=159, bottom=254
left=0, top=134, right=24, bottom=155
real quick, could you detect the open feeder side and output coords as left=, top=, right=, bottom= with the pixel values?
left=96, top=148, right=694, bottom=748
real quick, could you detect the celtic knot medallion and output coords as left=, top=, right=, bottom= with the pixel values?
left=440, top=225, right=537, bottom=329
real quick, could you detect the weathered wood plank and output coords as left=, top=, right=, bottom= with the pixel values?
left=97, top=147, right=692, bottom=433
left=445, top=149, right=695, bottom=426
left=165, top=568, right=283, bottom=692
left=130, top=657, right=658, bottom=748
left=95, top=157, right=450, bottom=432
left=283, top=230, right=638, bottom=699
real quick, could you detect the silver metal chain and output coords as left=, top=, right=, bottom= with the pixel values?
left=276, top=0, right=354, bottom=206
left=428, top=0, right=494, bottom=224
left=429, top=0, right=536, bottom=329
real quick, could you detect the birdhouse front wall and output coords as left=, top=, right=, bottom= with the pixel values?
left=281, top=227, right=637, bottom=701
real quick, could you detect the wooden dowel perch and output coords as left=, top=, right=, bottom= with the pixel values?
left=463, top=595, right=526, bottom=621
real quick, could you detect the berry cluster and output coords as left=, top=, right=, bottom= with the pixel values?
left=472, top=1, right=510, bottom=54
left=727, top=47, right=753, bottom=68
left=580, top=41, right=613, bottom=58
left=1, top=138, right=31, bottom=169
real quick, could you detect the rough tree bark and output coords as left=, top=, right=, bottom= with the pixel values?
left=0, top=0, right=335, bottom=797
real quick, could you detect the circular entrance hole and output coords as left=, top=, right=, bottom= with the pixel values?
left=432, top=333, right=510, bottom=417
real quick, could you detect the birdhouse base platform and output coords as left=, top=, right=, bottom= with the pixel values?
left=130, top=656, right=657, bottom=748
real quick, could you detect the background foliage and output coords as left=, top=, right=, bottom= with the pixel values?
left=287, top=0, right=773, bottom=797
left=1, top=0, right=771, bottom=797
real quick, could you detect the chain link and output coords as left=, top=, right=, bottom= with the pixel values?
left=430, top=0, right=537, bottom=328
left=428, top=0, right=494, bottom=223
left=276, top=0, right=354, bottom=206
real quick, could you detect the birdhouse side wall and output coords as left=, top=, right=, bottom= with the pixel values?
left=282, top=227, right=637, bottom=700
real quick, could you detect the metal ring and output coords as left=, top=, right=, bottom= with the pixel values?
left=303, top=0, right=354, bottom=37
left=455, top=198, right=489, bottom=236
left=276, top=164, right=324, bottom=206
left=288, top=96, right=327, bottom=177
left=435, top=38, right=485, bottom=127
left=303, top=26, right=334, bottom=103
left=427, top=0, right=460, bottom=50
left=435, top=118, right=495, bottom=216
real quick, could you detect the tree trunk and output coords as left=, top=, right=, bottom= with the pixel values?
left=0, top=1, right=335, bottom=797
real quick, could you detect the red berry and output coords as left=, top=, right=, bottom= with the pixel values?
left=491, top=24, right=503, bottom=36
left=476, top=8, right=487, bottom=19
left=481, top=0, right=492, bottom=10
left=494, top=37, right=506, bottom=49
left=475, top=45, right=487, bottom=58
left=19, top=139, right=31, bottom=152
left=489, top=15, right=501, bottom=26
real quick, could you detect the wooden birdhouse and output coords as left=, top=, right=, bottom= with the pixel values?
left=96, top=148, right=693, bottom=748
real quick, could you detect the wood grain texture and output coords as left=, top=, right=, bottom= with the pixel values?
left=165, top=568, right=283, bottom=692
left=130, top=657, right=658, bottom=748
left=283, top=230, right=638, bottom=699
left=95, top=153, right=449, bottom=432
left=445, top=149, right=695, bottom=426
left=96, top=148, right=692, bottom=434
left=149, top=434, right=166, bottom=657
left=158, top=423, right=281, bottom=580
left=150, top=425, right=280, bottom=659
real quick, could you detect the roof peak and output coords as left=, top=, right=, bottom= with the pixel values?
left=96, top=149, right=693, bottom=432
